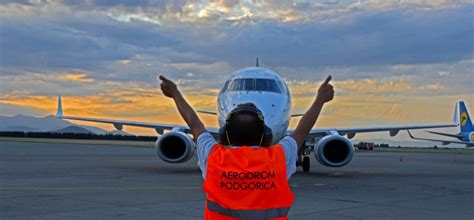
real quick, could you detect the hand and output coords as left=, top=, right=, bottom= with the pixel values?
left=159, top=75, right=179, bottom=98
left=316, top=75, right=334, bottom=103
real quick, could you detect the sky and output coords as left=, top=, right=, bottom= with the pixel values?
left=0, top=0, right=473, bottom=143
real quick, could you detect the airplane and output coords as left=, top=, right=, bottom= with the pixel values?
left=407, top=101, right=474, bottom=147
left=56, top=65, right=459, bottom=172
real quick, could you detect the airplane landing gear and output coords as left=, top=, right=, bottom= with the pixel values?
left=302, top=156, right=310, bottom=172
left=297, top=156, right=311, bottom=172
left=297, top=144, right=313, bottom=172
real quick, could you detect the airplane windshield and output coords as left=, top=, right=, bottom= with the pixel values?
left=277, top=80, right=289, bottom=96
left=225, top=78, right=282, bottom=94
left=255, top=79, right=281, bottom=93
left=221, top=80, right=230, bottom=93
left=227, top=78, right=254, bottom=92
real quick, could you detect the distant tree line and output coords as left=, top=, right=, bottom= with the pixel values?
left=0, top=131, right=157, bottom=141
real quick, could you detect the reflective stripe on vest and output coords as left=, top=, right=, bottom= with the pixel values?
left=207, top=199, right=290, bottom=219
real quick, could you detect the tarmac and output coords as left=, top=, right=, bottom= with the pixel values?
left=1, top=140, right=473, bottom=219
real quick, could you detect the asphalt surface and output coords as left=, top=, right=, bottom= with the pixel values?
left=1, top=141, right=473, bottom=220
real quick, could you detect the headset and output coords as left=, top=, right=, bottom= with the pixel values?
left=218, top=103, right=273, bottom=146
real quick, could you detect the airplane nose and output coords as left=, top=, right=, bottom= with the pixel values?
left=226, top=93, right=285, bottom=119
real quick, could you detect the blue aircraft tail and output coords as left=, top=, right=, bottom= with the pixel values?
left=459, top=101, right=472, bottom=133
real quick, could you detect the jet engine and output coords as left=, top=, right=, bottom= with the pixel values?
left=155, top=131, right=195, bottom=163
left=314, top=135, right=354, bottom=167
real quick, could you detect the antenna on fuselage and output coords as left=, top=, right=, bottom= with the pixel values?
left=256, top=57, right=259, bottom=67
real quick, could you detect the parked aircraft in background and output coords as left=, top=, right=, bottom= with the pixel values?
left=56, top=66, right=459, bottom=171
left=408, top=101, right=474, bottom=147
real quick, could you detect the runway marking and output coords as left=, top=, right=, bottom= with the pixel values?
left=0, top=186, right=201, bottom=190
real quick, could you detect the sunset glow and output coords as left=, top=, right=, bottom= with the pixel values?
left=0, top=1, right=472, bottom=140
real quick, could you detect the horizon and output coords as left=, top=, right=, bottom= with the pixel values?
left=0, top=113, right=467, bottom=148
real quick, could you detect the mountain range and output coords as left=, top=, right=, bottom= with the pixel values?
left=0, top=114, right=131, bottom=135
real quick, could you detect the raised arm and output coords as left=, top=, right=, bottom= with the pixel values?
left=290, top=75, right=334, bottom=149
left=159, top=75, right=206, bottom=139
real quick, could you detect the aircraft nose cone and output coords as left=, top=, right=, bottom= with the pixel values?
left=221, top=91, right=288, bottom=127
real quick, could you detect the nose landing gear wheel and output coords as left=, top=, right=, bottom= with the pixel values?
left=303, top=156, right=310, bottom=172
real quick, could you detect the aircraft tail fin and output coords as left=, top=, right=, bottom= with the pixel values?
left=459, top=101, right=472, bottom=133
left=56, top=95, right=63, bottom=118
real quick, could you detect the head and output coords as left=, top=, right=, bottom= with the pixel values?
left=219, top=103, right=273, bottom=146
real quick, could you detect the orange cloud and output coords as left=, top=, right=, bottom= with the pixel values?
left=288, top=78, right=471, bottom=130
left=59, top=73, right=94, bottom=83
left=0, top=81, right=219, bottom=135
left=1, top=76, right=471, bottom=136
left=288, top=78, right=412, bottom=98
left=118, top=60, right=131, bottom=65
left=420, top=83, right=445, bottom=91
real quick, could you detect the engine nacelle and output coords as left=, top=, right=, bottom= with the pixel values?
left=469, top=132, right=474, bottom=142
left=155, top=131, right=195, bottom=163
left=314, top=135, right=354, bottom=167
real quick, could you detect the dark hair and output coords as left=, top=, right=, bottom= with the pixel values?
left=226, top=112, right=264, bottom=146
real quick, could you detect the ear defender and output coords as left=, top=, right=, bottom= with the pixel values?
left=225, top=127, right=231, bottom=145
left=218, top=103, right=273, bottom=146
left=261, top=125, right=273, bottom=146
left=218, top=124, right=230, bottom=145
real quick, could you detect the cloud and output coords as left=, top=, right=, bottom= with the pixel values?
left=0, top=0, right=473, bottom=135
left=192, top=6, right=473, bottom=68
left=420, top=82, right=445, bottom=91
left=118, top=59, right=131, bottom=65
left=288, top=77, right=413, bottom=100
left=1, top=1, right=471, bottom=27
left=1, top=1, right=472, bottom=74
left=59, top=73, right=94, bottom=83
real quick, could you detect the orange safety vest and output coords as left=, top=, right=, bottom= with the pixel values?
left=203, top=144, right=295, bottom=220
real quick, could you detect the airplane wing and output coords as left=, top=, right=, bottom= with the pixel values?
left=288, top=102, right=459, bottom=140
left=56, top=96, right=219, bottom=136
left=407, top=130, right=474, bottom=147
left=425, top=130, right=465, bottom=139
left=299, top=123, right=458, bottom=139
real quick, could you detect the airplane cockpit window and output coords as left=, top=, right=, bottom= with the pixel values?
left=227, top=78, right=254, bottom=92
left=224, top=78, right=284, bottom=94
left=221, top=80, right=230, bottom=93
left=277, top=80, right=289, bottom=96
left=255, top=79, right=281, bottom=93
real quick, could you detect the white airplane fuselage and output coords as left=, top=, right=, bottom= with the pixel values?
left=217, top=67, right=291, bottom=144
